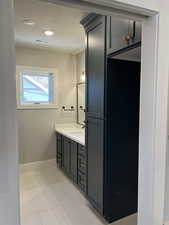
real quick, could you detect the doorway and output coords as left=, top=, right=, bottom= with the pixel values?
left=1, top=0, right=166, bottom=225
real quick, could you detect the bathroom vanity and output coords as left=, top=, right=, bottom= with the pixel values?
left=55, top=125, right=86, bottom=193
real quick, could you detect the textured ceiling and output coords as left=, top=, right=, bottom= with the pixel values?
left=14, top=0, right=87, bottom=53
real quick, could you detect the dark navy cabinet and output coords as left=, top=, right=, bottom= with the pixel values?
left=56, top=133, right=62, bottom=168
left=85, top=15, right=106, bottom=119
left=70, top=141, right=78, bottom=183
left=62, top=136, right=78, bottom=183
left=78, top=144, right=87, bottom=193
left=87, top=117, right=104, bottom=213
left=81, top=14, right=140, bottom=223
left=62, top=136, right=71, bottom=175
left=56, top=133, right=86, bottom=193
left=107, top=15, right=141, bottom=55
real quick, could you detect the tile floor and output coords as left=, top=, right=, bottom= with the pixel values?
left=20, top=160, right=137, bottom=225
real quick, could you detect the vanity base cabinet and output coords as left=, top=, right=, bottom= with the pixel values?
left=62, top=136, right=78, bottom=183
left=56, top=133, right=86, bottom=190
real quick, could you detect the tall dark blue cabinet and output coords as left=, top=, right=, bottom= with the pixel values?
left=81, top=14, right=141, bottom=223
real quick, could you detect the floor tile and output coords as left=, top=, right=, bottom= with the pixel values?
left=20, top=160, right=137, bottom=225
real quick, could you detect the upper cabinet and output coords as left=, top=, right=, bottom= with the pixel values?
left=84, top=15, right=106, bottom=119
left=107, top=16, right=141, bottom=55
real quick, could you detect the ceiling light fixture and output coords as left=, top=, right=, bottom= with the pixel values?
left=44, top=30, right=54, bottom=36
left=23, top=19, right=35, bottom=26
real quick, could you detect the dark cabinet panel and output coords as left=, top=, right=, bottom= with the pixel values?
left=78, top=170, right=87, bottom=193
left=56, top=152, right=62, bottom=168
left=134, top=21, right=142, bottom=43
left=103, top=58, right=140, bottom=222
left=56, top=133, right=62, bottom=168
left=107, top=16, right=141, bottom=55
left=61, top=136, right=78, bottom=183
left=78, top=154, right=86, bottom=174
left=86, top=16, right=106, bottom=119
left=82, top=13, right=140, bottom=223
left=70, top=141, right=78, bottom=183
left=78, top=144, right=86, bottom=158
left=78, top=144, right=87, bottom=193
left=87, top=117, right=104, bottom=213
left=62, top=137, right=70, bottom=175
left=107, top=16, right=129, bottom=54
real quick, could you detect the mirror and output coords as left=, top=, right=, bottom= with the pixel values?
left=77, top=82, right=85, bottom=125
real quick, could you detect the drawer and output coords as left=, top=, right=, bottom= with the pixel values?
left=78, top=154, right=86, bottom=174
left=78, top=144, right=86, bottom=158
left=78, top=171, right=86, bottom=193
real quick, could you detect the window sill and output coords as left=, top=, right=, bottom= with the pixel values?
left=17, top=105, right=60, bottom=110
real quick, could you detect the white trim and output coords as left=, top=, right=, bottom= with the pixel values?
left=42, top=0, right=148, bottom=20
left=16, top=65, right=58, bottom=109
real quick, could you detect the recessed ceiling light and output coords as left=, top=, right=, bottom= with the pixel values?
left=23, top=19, right=35, bottom=26
left=44, top=30, right=54, bottom=36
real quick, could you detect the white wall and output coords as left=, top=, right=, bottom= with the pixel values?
left=76, top=51, right=85, bottom=124
left=0, top=0, right=20, bottom=224
left=76, top=50, right=85, bottom=82
left=16, top=46, right=77, bottom=163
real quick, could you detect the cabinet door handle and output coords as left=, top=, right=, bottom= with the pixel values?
left=122, top=34, right=133, bottom=41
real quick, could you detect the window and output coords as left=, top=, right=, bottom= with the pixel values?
left=16, top=67, right=57, bottom=108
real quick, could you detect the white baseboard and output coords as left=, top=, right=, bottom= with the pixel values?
left=20, top=158, right=56, bottom=172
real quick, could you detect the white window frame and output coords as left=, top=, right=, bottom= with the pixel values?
left=16, top=65, right=58, bottom=109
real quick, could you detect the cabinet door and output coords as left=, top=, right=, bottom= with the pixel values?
left=87, top=117, right=104, bottom=214
left=56, top=139, right=62, bottom=168
left=56, top=133, right=62, bottom=153
left=56, top=133, right=62, bottom=168
left=70, top=141, right=78, bottom=183
left=107, top=16, right=141, bottom=55
left=62, top=137, right=70, bottom=174
left=86, top=16, right=106, bottom=119
left=134, top=21, right=142, bottom=43
left=107, top=16, right=130, bottom=55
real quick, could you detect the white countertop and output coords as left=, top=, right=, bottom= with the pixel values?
left=55, top=123, right=85, bottom=146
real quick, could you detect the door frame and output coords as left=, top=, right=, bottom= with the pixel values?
left=1, top=0, right=168, bottom=225
left=41, top=1, right=168, bottom=225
